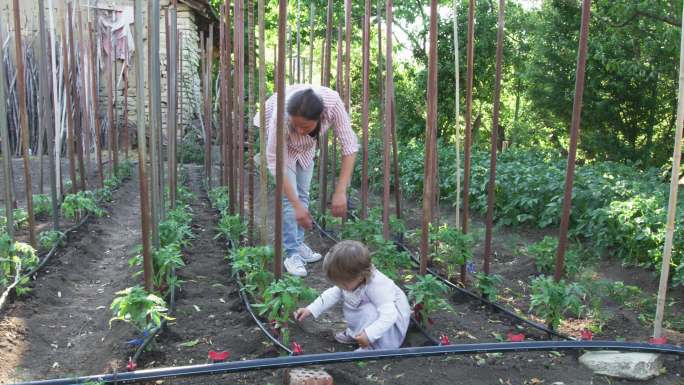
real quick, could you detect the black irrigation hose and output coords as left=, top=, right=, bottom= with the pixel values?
left=14, top=340, right=684, bottom=385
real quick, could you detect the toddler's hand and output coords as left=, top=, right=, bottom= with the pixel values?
left=293, top=307, right=311, bottom=322
left=354, top=331, right=370, bottom=348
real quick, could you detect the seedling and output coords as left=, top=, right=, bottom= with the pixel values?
left=61, top=191, right=105, bottom=219
left=32, top=194, right=51, bottom=217
left=474, top=272, right=502, bottom=301
left=215, top=213, right=246, bottom=246
left=406, top=274, right=452, bottom=328
left=0, top=234, right=38, bottom=295
left=369, top=236, right=411, bottom=281
left=110, top=286, right=172, bottom=332
left=530, top=275, right=583, bottom=330
left=430, top=224, right=473, bottom=281
left=38, top=230, right=64, bottom=250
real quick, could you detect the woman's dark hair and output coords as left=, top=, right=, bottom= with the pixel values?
left=287, top=88, right=324, bottom=121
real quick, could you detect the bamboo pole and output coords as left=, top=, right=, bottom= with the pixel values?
left=89, top=22, right=104, bottom=189
left=247, top=0, right=256, bottom=244
left=420, top=0, right=438, bottom=276
left=275, top=0, right=288, bottom=279
left=344, top=0, right=351, bottom=110
left=461, top=0, right=475, bottom=286
left=382, top=0, right=392, bottom=240
left=453, top=0, right=461, bottom=229
left=0, top=19, right=13, bottom=238
left=483, top=0, right=505, bottom=276
left=360, top=0, right=370, bottom=220
left=168, top=3, right=178, bottom=209
left=554, top=0, right=591, bottom=283
left=134, top=0, right=154, bottom=292
left=38, top=0, right=59, bottom=230
left=653, top=0, right=684, bottom=340
left=258, top=0, right=268, bottom=244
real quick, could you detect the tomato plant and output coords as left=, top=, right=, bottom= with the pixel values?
left=430, top=224, right=473, bottom=281
left=406, top=274, right=452, bottom=328
left=38, top=230, right=64, bottom=250
left=61, top=191, right=105, bottom=219
left=110, top=286, right=172, bottom=332
left=474, top=272, right=502, bottom=301
left=0, top=234, right=38, bottom=295
left=530, top=275, right=584, bottom=330
left=215, top=213, right=246, bottom=246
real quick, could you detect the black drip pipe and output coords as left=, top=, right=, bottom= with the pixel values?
left=14, top=340, right=684, bottom=385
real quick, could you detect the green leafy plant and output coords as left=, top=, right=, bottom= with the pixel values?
left=116, top=159, right=134, bottom=179
left=12, top=208, right=28, bottom=229
left=159, top=215, right=193, bottom=248
left=32, top=194, right=52, bottom=217
left=475, top=272, right=502, bottom=301
left=527, top=236, right=584, bottom=278
left=430, top=224, right=474, bottom=281
left=368, top=236, right=411, bottom=282
left=130, top=244, right=186, bottom=296
left=61, top=191, right=105, bottom=219
left=0, top=234, right=38, bottom=295
left=230, top=246, right=274, bottom=297
left=215, top=213, right=246, bottom=245
left=209, top=186, right=230, bottom=214
left=530, top=275, right=584, bottom=330
left=253, top=276, right=317, bottom=344
left=406, top=274, right=452, bottom=328
left=38, top=230, right=64, bottom=250
left=110, top=286, right=172, bottom=332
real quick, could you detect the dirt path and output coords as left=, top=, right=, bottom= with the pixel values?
left=0, top=169, right=139, bottom=383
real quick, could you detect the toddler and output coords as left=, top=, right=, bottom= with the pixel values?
left=294, top=240, right=410, bottom=350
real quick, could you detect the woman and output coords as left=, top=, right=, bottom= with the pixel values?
left=258, top=84, right=358, bottom=277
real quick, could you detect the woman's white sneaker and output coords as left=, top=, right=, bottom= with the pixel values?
left=298, top=243, right=322, bottom=263
left=284, top=255, right=307, bottom=277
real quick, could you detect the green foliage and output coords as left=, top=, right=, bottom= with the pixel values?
left=475, top=272, right=502, bottom=301
left=116, top=159, right=135, bottom=179
left=32, top=194, right=52, bottom=217
left=179, top=138, right=204, bottom=165
left=229, top=246, right=274, bottom=298
left=12, top=208, right=28, bottom=229
left=526, top=236, right=584, bottom=278
left=215, top=213, right=247, bottom=245
left=61, top=191, right=105, bottom=219
left=530, top=276, right=584, bottom=330
left=159, top=207, right=194, bottom=248
left=253, top=276, right=317, bottom=344
left=0, top=234, right=38, bottom=295
left=209, top=186, right=230, bottom=214
left=367, top=236, right=411, bottom=282
left=38, top=230, right=64, bottom=250
left=406, top=274, right=452, bottom=328
left=110, top=286, right=172, bottom=332
left=430, top=224, right=473, bottom=280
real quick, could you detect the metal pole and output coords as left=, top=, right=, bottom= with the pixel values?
left=653, top=1, right=684, bottom=340
left=225, top=1, right=236, bottom=214
left=483, top=0, right=505, bottom=276
left=554, top=0, right=591, bottom=282
left=275, top=0, right=288, bottom=278
left=12, top=0, right=36, bottom=247
left=168, top=3, right=178, bottom=209
left=382, top=0, right=392, bottom=240
left=237, top=0, right=245, bottom=219
left=150, top=0, right=162, bottom=247
left=219, top=7, right=226, bottom=187
left=38, top=0, right=59, bottom=230
left=134, top=0, right=154, bottom=292
left=89, top=22, right=104, bottom=189
left=360, top=0, right=370, bottom=220
left=0, top=19, right=13, bottom=238
left=461, top=0, right=475, bottom=286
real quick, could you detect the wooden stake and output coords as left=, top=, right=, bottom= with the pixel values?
left=62, top=22, right=78, bottom=195
left=360, top=0, right=370, bottom=220
left=236, top=0, right=245, bottom=219
left=0, top=19, right=13, bottom=237
left=308, top=2, right=314, bottom=84
left=204, top=28, right=213, bottom=189
left=344, top=0, right=351, bottom=110
left=258, top=0, right=268, bottom=245
left=382, top=0, right=392, bottom=240
left=150, top=0, right=162, bottom=246
left=554, top=0, right=591, bottom=283
left=461, top=0, right=475, bottom=286
left=168, top=5, right=178, bottom=209
left=275, top=0, right=288, bottom=278
left=453, top=0, right=461, bottom=229
left=483, top=0, right=505, bottom=276
left=89, top=22, right=104, bottom=189
left=67, top=3, right=86, bottom=192
left=319, top=0, right=332, bottom=224
left=247, top=0, right=256, bottom=244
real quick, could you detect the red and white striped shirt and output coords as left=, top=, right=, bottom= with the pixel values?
left=255, top=84, right=358, bottom=175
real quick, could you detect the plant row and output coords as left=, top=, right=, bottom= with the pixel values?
left=355, top=143, right=683, bottom=286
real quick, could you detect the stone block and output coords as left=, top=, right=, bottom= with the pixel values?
left=284, top=368, right=333, bottom=385
left=579, top=351, right=662, bottom=381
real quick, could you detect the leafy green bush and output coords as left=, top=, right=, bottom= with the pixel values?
left=215, top=213, right=246, bottom=245
left=526, top=236, right=585, bottom=278
left=38, top=230, right=64, bottom=250
left=253, top=276, right=317, bottom=344
left=179, top=139, right=204, bottom=165
left=61, top=191, right=105, bottom=219
left=230, top=246, right=274, bottom=297
left=530, top=275, right=584, bottom=330
left=368, top=236, right=411, bottom=282
left=116, top=159, right=135, bottom=179
left=0, top=234, right=38, bottom=295
left=110, top=286, right=172, bottom=332
left=209, top=186, right=230, bottom=214
left=475, top=272, right=502, bottom=301
left=406, top=274, right=452, bottom=328
left=430, top=224, right=473, bottom=280
left=32, top=194, right=52, bottom=217
left=12, top=208, right=28, bottom=229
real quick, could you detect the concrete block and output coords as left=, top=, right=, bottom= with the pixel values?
left=284, top=368, right=333, bottom=385
left=579, top=351, right=662, bottom=381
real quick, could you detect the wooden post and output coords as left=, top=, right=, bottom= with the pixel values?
left=453, top=0, right=461, bottom=229
left=0, top=19, right=13, bottom=237
left=247, top=0, right=256, bottom=244
left=204, top=28, right=213, bottom=189
left=319, top=0, right=332, bottom=224
left=89, top=22, right=104, bottom=189
left=123, top=45, right=130, bottom=160
left=275, top=0, right=288, bottom=278
left=150, top=0, right=162, bottom=246
left=168, top=3, right=178, bottom=209
left=77, top=1, right=91, bottom=188
left=219, top=7, right=226, bottom=187
left=12, top=0, right=36, bottom=247
left=653, top=1, right=684, bottom=340
left=48, top=0, right=62, bottom=202
left=296, top=0, right=301, bottom=83
left=382, top=0, right=392, bottom=240
left=554, top=0, right=591, bottom=282
left=135, top=0, right=154, bottom=292
left=236, top=0, right=245, bottom=219
left=360, top=0, right=370, bottom=220
left=461, top=0, right=475, bottom=286
left=344, top=0, right=351, bottom=110
left=225, top=1, right=236, bottom=214
left=258, top=0, right=268, bottom=244
left=483, top=0, right=505, bottom=276
left=66, top=3, right=86, bottom=192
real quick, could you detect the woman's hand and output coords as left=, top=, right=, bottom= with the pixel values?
left=354, top=331, right=370, bottom=348
left=331, top=191, right=347, bottom=218
left=294, top=205, right=313, bottom=230
left=293, top=307, right=312, bottom=322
